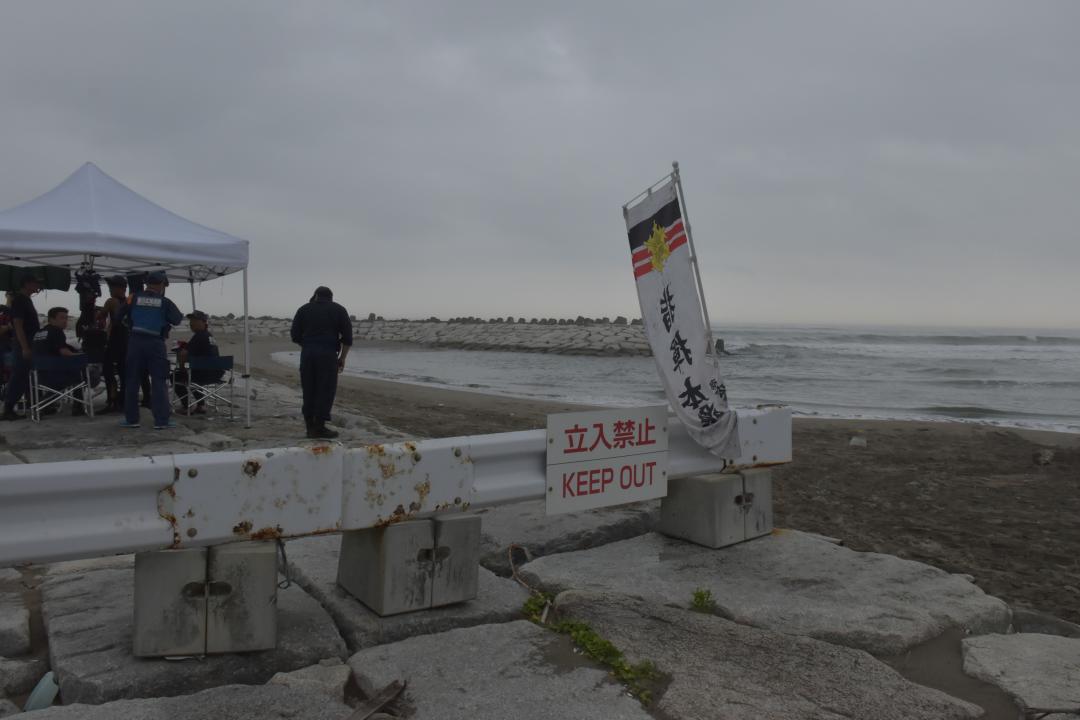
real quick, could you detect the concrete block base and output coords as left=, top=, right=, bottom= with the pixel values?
left=133, top=541, right=278, bottom=657
left=658, top=470, right=773, bottom=548
left=337, top=515, right=482, bottom=617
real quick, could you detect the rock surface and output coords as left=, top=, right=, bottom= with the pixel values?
left=286, top=535, right=528, bottom=651
left=519, top=530, right=1010, bottom=655
left=0, top=654, right=49, bottom=696
left=0, top=699, right=20, bottom=717
left=0, top=569, right=21, bottom=583
left=476, top=499, right=659, bottom=575
left=27, top=683, right=351, bottom=719
left=1011, top=606, right=1080, bottom=638
left=0, top=452, right=23, bottom=466
left=0, top=594, right=30, bottom=657
left=267, top=658, right=352, bottom=702
left=219, top=318, right=653, bottom=357
left=41, top=566, right=346, bottom=704
left=963, top=633, right=1080, bottom=713
left=347, top=621, right=653, bottom=719
left=558, top=591, right=982, bottom=720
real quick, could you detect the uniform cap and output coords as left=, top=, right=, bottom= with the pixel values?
left=147, top=271, right=169, bottom=285
left=186, top=310, right=209, bottom=322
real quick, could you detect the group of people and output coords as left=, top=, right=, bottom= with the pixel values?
left=0, top=271, right=354, bottom=439
left=0, top=270, right=223, bottom=427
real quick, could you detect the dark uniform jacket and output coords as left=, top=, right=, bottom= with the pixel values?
left=290, top=299, right=353, bottom=352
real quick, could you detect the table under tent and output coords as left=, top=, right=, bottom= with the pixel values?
left=0, top=162, right=253, bottom=426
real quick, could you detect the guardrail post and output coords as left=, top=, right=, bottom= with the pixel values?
left=657, top=469, right=775, bottom=549
left=133, top=541, right=277, bottom=657
left=336, top=515, right=482, bottom=616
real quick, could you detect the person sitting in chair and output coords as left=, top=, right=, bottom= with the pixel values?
left=174, top=311, right=223, bottom=414
left=33, top=307, right=95, bottom=416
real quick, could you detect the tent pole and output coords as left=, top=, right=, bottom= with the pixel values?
left=243, top=268, right=251, bottom=428
left=188, top=271, right=197, bottom=312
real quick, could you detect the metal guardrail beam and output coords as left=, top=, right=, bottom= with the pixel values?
left=0, top=407, right=791, bottom=567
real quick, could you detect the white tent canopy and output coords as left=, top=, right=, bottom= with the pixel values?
left=0, top=162, right=253, bottom=426
left=0, top=162, right=248, bottom=281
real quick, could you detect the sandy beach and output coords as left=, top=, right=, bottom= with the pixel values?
left=212, top=333, right=1080, bottom=627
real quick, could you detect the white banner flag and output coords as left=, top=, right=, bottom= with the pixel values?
left=623, top=175, right=739, bottom=458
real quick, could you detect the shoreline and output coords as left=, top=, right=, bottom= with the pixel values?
left=220, top=333, right=1080, bottom=445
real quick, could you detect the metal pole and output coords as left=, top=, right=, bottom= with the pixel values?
left=188, top=271, right=197, bottom=312
left=671, top=161, right=717, bottom=356
left=242, top=268, right=251, bottom=428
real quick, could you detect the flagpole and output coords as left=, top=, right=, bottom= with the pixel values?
left=671, top=161, right=717, bottom=356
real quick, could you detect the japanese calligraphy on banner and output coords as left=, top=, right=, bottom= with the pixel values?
left=545, top=406, right=669, bottom=515
left=623, top=176, right=740, bottom=458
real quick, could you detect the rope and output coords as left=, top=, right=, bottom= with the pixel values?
left=276, top=538, right=292, bottom=590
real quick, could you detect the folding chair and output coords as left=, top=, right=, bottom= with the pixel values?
left=176, top=356, right=234, bottom=419
left=29, top=354, right=94, bottom=421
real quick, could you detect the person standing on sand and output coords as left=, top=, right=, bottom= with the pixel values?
left=116, top=271, right=183, bottom=429
left=290, top=286, right=352, bottom=439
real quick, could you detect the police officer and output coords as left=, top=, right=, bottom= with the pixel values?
left=117, top=271, right=183, bottom=429
left=290, top=286, right=352, bottom=439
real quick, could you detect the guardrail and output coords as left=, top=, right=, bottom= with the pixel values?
left=0, top=407, right=791, bottom=567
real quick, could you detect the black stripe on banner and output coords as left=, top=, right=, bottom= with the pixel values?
left=627, top=198, right=682, bottom=250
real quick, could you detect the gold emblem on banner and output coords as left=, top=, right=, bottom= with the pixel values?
left=645, top=221, right=670, bottom=272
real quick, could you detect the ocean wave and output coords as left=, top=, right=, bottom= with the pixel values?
left=760, top=333, right=1080, bottom=347
left=915, top=405, right=1068, bottom=420
left=925, top=379, right=1080, bottom=389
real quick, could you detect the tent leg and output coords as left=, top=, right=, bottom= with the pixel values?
left=189, top=272, right=197, bottom=312
left=243, top=268, right=251, bottom=429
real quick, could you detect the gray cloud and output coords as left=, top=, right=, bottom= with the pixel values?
left=1, top=0, right=1078, bottom=327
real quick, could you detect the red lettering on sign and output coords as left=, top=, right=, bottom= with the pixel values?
left=576, top=470, right=589, bottom=497
left=602, top=467, right=614, bottom=492
left=645, top=461, right=656, bottom=486
left=619, top=465, right=633, bottom=489
left=636, top=417, right=657, bottom=447
left=563, top=471, right=574, bottom=497
left=563, top=424, right=589, bottom=454
left=611, top=420, right=637, bottom=449
left=588, top=422, right=612, bottom=452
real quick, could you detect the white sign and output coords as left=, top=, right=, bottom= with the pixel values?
left=545, top=406, right=669, bottom=515
left=623, top=174, right=740, bottom=458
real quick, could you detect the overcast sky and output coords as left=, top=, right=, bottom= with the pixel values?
left=1, top=1, right=1078, bottom=328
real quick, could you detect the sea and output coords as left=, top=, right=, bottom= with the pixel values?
left=273, top=325, right=1080, bottom=433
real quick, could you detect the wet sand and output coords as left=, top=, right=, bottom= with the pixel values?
left=220, top=333, right=1080, bottom=625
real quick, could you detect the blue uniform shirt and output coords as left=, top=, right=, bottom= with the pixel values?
left=119, top=291, right=183, bottom=339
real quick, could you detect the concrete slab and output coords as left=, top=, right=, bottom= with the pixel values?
left=558, top=591, right=981, bottom=720
left=27, top=683, right=350, bottom=719
left=286, top=535, right=527, bottom=651
left=0, top=594, right=30, bottom=657
left=267, top=658, right=351, bottom=702
left=347, top=621, right=653, bottom=720
left=0, top=452, right=24, bottom=466
left=43, top=554, right=134, bottom=576
left=41, top=565, right=347, bottom=705
left=1011, top=606, right=1080, bottom=638
left=476, top=499, right=659, bottom=575
left=962, top=633, right=1080, bottom=714
left=519, top=530, right=1010, bottom=655
left=0, top=654, right=48, bottom=697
